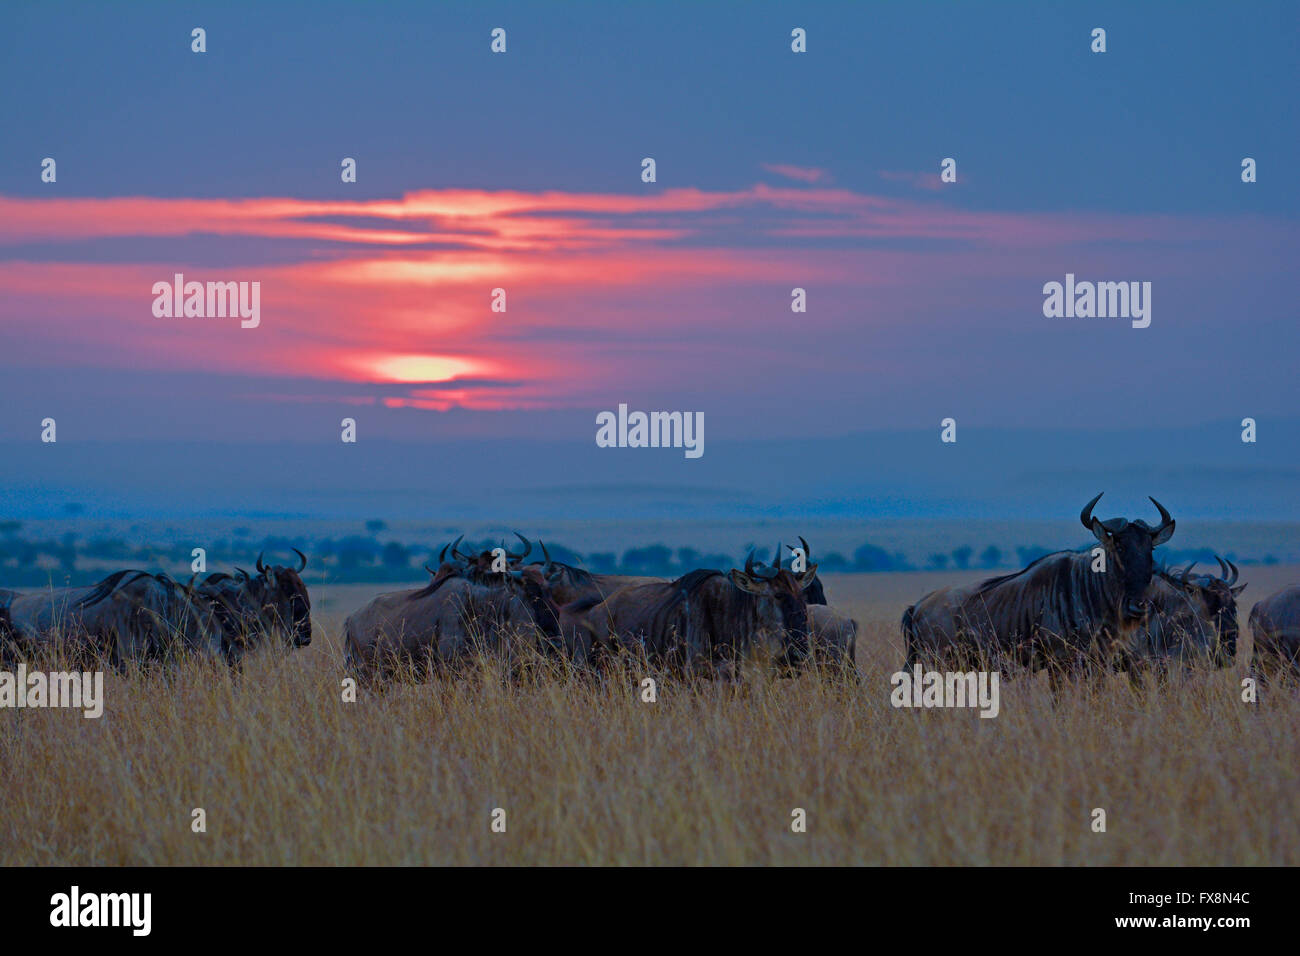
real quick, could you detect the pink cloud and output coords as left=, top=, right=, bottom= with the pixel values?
left=0, top=185, right=1289, bottom=412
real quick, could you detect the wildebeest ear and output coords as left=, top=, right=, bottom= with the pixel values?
left=728, top=569, right=765, bottom=594
left=1231, top=583, right=1248, bottom=596
left=1089, top=518, right=1110, bottom=544
left=796, top=566, right=820, bottom=591
left=1150, top=520, right=1175, bottom=546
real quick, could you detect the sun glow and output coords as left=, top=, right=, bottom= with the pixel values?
left=364, top=354, right=487, bottom=383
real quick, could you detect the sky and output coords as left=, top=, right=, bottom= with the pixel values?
left=0, top=1, right=1297, bottom=524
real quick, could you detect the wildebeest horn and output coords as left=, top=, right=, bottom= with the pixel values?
left=424, top=564, right=437, bottom=576
left=256, top=552, right=267, bottom=574
left=798, top=536, right=811, bottom=563
left=1216, top=555, right=1239, bottom=585
left=235, top=567, right=251, bottom=582
left=773, top=541, right=783, bottom=569
left=506, top=532, right=532, bottom=561
left=439, top=541, right=450, bottom=562
left=450, top=534, right=470, bottom=561
left=1176, top=562, right=1195, bottom=586
left=1080, top=492, right=1104, bottom=531
left=540, top=540, right=552, bottom=569
left=744, top=551, right=758, bottom=577
left=1148, top=496, right=1174, bottom=535
left=292, top=548, right=307, bottom=572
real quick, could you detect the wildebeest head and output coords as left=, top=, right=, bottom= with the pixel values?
left=244, top=549, right=313, bottom=646
left=1081, top=493, right=1175, bottom=623
left=784, top=537, right=827, bottom=605
left=532, top=540, right=598, bottom=604
left=416, top=536, right=474, bottom=590
left=729, top=548, right=820, bottom=669
left=503, top=564, right=563, bottom=638
left=1171, top=556, right=1245, bottom=664
left=446, top=532, right=532, bottom=582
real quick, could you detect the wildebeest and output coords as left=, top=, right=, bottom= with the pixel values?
left=1249, top=585, right=1300, bottom=675
left=195, top=550, right=313, bottom=655
left=1134, top=558, right=1243, bottom=671
left=3, top=550, right=312, bottom=669
left=901, top=493, right=1176, bottom=688
left=3, top=570, right=233, bottom=667
left=342, top=548, right=566, bottom=681
left=767, top=539, right=855, bottom=675
left=575, top=552, right=819, bottom=678
left=806, top=604, right=858, bottom=675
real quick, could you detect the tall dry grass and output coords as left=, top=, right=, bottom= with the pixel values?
left=1, top=572, right=1296, bottom=865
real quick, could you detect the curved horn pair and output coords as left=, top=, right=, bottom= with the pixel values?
left=505, top=532, right=532, bottom=561
left=450, top=535, right=471, bottom=562
left=1080, top=493, right=1174, bottom=539
left=1215, top=555, right=1239, bottom=586
left=787, top=536, right=812, bottom=563
left=256, top=549, right=306, bottom=573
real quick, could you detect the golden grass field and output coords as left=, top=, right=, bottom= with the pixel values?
left=2, top=567, right=1297, bottom=865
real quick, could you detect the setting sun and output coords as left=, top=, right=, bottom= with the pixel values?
left=364, top=353, right=487, bottom=383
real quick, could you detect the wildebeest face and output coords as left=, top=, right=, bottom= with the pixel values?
left=1082, top=493, right=1175, bottom=623
left=254, top=550, right=312, bottom=647
left=729, top=555, right=820, bottom=669
left=1191, top=558, right=1245, bottom=664
left=500, top=565, right=563, bottom=639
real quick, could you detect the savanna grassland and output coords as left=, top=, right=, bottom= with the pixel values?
left=2, top=568, right=1297, bottom=866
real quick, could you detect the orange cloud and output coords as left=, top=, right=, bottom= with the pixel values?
left=1, top=185, right=1286, bottom=413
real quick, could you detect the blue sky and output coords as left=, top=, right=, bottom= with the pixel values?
left=0, top=1, right=1297, bottom=522
left=3, top=1, right=1295, bottom=211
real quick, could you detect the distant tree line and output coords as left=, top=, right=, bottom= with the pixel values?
left=0, top=520, right=1280, bottom=587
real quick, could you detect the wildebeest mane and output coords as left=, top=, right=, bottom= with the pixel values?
left=971, top=549, right=1076, bottom=596
left=408, top=570, right=461, bottom=601
left=75, top=569, right=154, bottom=609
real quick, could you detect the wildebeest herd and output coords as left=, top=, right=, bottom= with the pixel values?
left=0, top=552, right=312, bottom=669
left=1, top=495, right=1298, bottom=687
